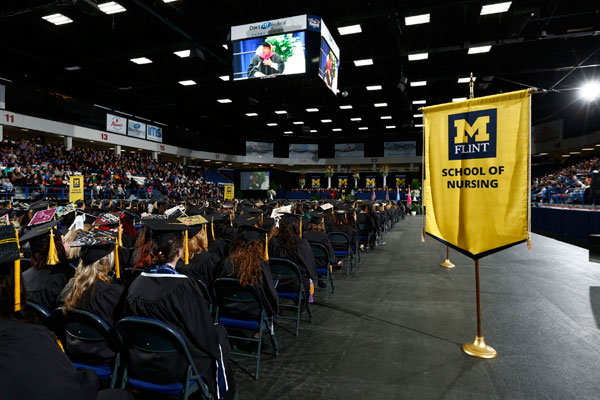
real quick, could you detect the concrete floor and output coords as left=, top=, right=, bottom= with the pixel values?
left=236, top=216, right=600, bottom=400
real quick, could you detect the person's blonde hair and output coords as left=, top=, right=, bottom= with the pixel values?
left=189, top=229, right=208, bottom=256
left=63, top=252, right=115, bottom=311
left=307, top=221, right=326, bottom=232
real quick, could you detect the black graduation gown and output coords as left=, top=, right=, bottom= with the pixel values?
left=268, top=237, right=317, bottom=295
left=176, top=251, right=222, bottom=285
left=124, top=272, right=234, bottom=398
left=58, top=280, right=125, bottom=365
left=357, top=212, right=375, bottom=235
left=208, top=238, right=229, bottom=261
left=219, top=258, right=279, bottom=319
left=0, top=319, right=99, bottom=400
left=331, top=224, right=357, bottom=250
left=22, top=263, right=73, bottom=311
left=302, top=231, right=335, bottom=268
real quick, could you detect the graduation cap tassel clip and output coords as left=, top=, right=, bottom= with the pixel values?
left=46, top=227, right=60, bottom=266
left=184, top=230, right=189, bottom=265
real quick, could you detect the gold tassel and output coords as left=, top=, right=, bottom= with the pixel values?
left=114, top=244, right=121, bottom=279
left=264, top=233, right=269, bottom=261
left=184, top=230, right=189, bottom=265
left=117, top=223, right=123, bottom=247
left=46, top=228, right=59, bottom=266
left=299, top=218, right=302, bottom=238
left=8, top=202, right=11, bottom=209
left=14, top=228, right=21, bottom=312
left=527, top=233, right=532, bottom=250
left=229, top=213, right=233, bottom=227
left=211, top=218, right=215, bottom=241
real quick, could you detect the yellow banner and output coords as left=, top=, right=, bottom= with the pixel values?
left=224, top=185, right=235, bottom=200
left=423, top=90, right=530, bottom=258
left=69, top=175, right=84, bottom=203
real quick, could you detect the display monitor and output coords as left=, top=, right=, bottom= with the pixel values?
left=241, top=171, right=270, bottom=190
left=318, top=37, right=339, bottom=93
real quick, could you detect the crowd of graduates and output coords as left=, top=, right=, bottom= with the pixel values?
left=0, top=195, right=404, bottom=399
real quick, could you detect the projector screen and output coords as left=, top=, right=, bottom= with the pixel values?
left=318, top=37, right=339, bottom=93
left=233, top=32, right=306, bottom=80
left=241, top=171, right=270, bottom=190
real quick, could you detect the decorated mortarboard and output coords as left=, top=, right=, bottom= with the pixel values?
left=0, top=225, right=24, bottom=311
left=28, top=208, right=57, bottom=226
left=177, top=215, right=208, bottom=226
left=165, top=205, right=186, bottom=218
left=270, top=205, right=292, bottom=219
left=141, top=213, right=167, bottom=220
left=55, top=203, right=77, bottom=218
left=222, top=203, right=234, bottom=209
left=320, top=203, right=334, bottom=211
left=93, top=212, right=121, bottom=227
left=70, top=230, right=117, bottom=265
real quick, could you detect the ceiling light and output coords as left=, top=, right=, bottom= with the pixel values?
left=414, top=113, right=423, bottom=118
left=65, top=66, right=81, bottom=71
left=310, top=129, right=317, bottom=133
left=580, top=81, right=600, bottom=101
left=293, top=121, right=304, bottom=125
left=42, top=13, right=73, bottom=25
left=163, top=0, right=179, bottom=3
left=217, top=98, right=232, bottom=103
left=570, top=151, right=581, bottom=154
left=458, top=76, right=476, bottom=83
left=332, top=128, right=342, bottom=132
left=284, top=131, right=293, bottom=134
left=538, top=153, right=548, bottom=156
left=354, top=59, right=373, bottom=67
left=340, top=105, right=353, bottom=109
left=321, top=119, right=332, bottom=123
left=306, top=108, right=319, bottom=112
left=412, top=100, right=426, bottom=104
left=267, top=123, right=278, bottom=126
left=359, top=127, right=368, bottom=130
left=452, top=97, right=467, bottom=102
left=374, top=103, right=388, bottom=107
left=480, top=2, right=512, bottom=15
left=562, top=155, right=570, bottom=158
left=98, top=2, right=126, bottom=14
left=408, top=53, right=428, bottom=61
left=415, top=124, right=424, bottom=128
left=130, top=57, right=152, bottom=64
left=386, top=125, right=396, bottom=129
left=582, top=148, right=595, bottom=151
left=366, top=85, right=382, bottom=91
left=203, top=159, right=211, bottom=162
left=178, top=80, right=196, bottom=86
left=468, top=45, right=492, bottom=54
left=275, top=110, right=287, bottom=114
left=350, top=117, right=362, bottom=122
left=405, top=13, right=430, bottom=26
left=246, top=113, right=258, bottom=117
left=411, top=81, right=427, bottom=87
left=380, top=116, right=392, bottom=120
left=338, top=24, right=362, bottom=35
left=174, top=50, right=190, bottom=58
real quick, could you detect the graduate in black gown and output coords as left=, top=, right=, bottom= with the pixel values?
left=331, top=209, right=358, bottom=251
left=175, top=222, right=223, bottom=285
left=125, top=219, right=236, bottom=400
left=59, top=230, right=126, bottom=366
left=303, top=212, right=336, bottom=272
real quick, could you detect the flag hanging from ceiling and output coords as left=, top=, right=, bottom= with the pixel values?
left=423, top=89, right=531, bottom=259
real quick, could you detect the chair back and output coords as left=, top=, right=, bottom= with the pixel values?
left=116, top=317, right=191, bottom=357
left=26, top=301, right=51, bottom=320
left=196, top=279, right=214, bottom=308
left=268, top=258, right=302, bottom=281
left=213, top=277, right=262, bottom=306
left=309, top=242, right=330, bottom=268
left=61, top=308, right=112, bottom=342
left=328, top=232, right=350, bottom=247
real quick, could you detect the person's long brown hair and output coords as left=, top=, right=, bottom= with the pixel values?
left=63, top=252, right=115, bottom=311
left=230, top=240, right=264, bottom=287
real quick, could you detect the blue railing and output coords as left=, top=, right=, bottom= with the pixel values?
left=0, top=186, right=166, bottom=201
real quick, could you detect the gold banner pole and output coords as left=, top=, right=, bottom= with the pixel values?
left=462, top=259, right=497, bottom=358
left=440, top=246, right=455, bottom=268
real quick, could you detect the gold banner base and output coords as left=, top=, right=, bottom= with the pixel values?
left=440, top=259, right=455, bottom=268
left=462, top=336, right=497, bottom=359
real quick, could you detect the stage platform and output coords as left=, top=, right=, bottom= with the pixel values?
left=532, top=205, right=600, bottom=247
left=237, top=216, right=600, bottom=399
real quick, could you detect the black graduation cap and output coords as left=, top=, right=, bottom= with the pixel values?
left=19, top=220, right=60, bottom=243
left=28, top=199, right=55, bottom=211
left=70, top=230, right=117, bottom=265
left=233, top=214, right=261, bottom=227
left=309, top=211, right=326, bottom=224
left=186, top=205, right=204, bottom=216
left=143, top=218, right=205, bottom=265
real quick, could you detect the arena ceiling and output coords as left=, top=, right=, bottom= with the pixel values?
left=0, top=0, right=599, bottom=156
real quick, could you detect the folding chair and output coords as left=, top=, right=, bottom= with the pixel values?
left=58, top=308, right=120, bottom=388
left=309, top=243, right=335, bottom=300
left=116, top=317, right=215, bottom=400
left=196, top=279, right=214, bottom=314
left=328, top=232, right=355, bottom=276
left=357, top=223, right=373, bottom=253
left=213, top=278, right=279, bottom=380
left=268, top=258, right=312, bottom=336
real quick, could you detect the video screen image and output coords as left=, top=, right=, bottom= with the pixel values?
left=233, top=32, right=306, bottom=80
left=241, top=171, right=270, bottom=190
left=318, top=37, right=339, bottom=93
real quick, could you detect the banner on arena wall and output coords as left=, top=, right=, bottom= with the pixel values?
left=384, top=141, right=416, bottom=157
left=146, top=124, right=163, bottom=142
left=395, top=175, right=406, bottom=187
left=224, top=185, right=235, bottom=200
left=423, top=89, right=531, bottom=259
left=311, top=176, right=321, bottom=188
left=106, top=113, right=127, bottom=135
left=365, top=175, right=376, bottom=188
left=0, top=84, right=5, bottom=109
left=127, top=120, right=146, bottom=139
left=69, top=175, right=84, bottom=203
left=337, top=175, right=348, bottom=187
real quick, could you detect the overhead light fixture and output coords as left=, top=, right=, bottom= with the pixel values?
left=359, top=127, right=368, bottom=130
left=569, top=151, right=581, bottom=155
left=174, top=50, right=190, bottom=58
left=452, top=97, right=467, bottom=102
left=64, top=66, right=81, bottom=71
left=163, top=0, right=179, bottom=3
left=130, top=57, right=152, bottom=64
left=217, top=98, right=232, bottom=103
left=293, top=121, right=304, bottom=125
left=468, top=45, right=492, bottom=54
left=386, top=125, right=396, bottom=129
left=582, top=148, right=595, bottom=151
left=580, top=81, right=600, bottom=101
left=562, top=155, right=570, bottom=158
left=354, top=59, right=373, bottom=67
left=284, top=131, right=293, bottom=134
left=480, top=2, right=512, bottom=15
left=321, top=119, right=332, bottom=123
left=414, top=113, right=423, bottom=118
left=310, top=129, right=317, bottom=133
left=366, top=85, right=382, bottom=91
left=415, top=124, right=424, bottom=128
left=219, top=75, right=230, bottom=81
left=405, top=13, right=430, bottom=26
left=306, top=108, right=319, bottom=112
left=408, top=53, right=428, bottom=61
left=412, top=100, right=426, bottom=104
left=380, top=116, right=392, bottom=120
left=458, top=76, right=476, bottom=83
left=337, top=24, right=362, bottom=35
left=340, top=105, right=353, bottom=109
left=538, top=152, right=548, bottom=156
left=246, top=113, right=258, bottom=117
left=42, top=13, right=73, bottom=25
left=267, top=123, right=278, bottom=126
left=350, top=117, right=362, bottom=121
left=178, top=80, right=196, bottom=86
left=411, top=81, right=427, bottom=87
left=374, top=103, right=388, bottom=107
left=275, top=110, right=287, bottom=114
left=98, top=1, right=126, bottom=14
left=332, top=128, right=342, bottom=132
left=222, top=44, right=228, bottom=50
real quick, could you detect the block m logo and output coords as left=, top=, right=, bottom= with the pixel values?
left=448, top=109, right=497, bottom=160
left=311, top=178, right=320, bottom=187
left=338, top=178, right=348, bottom=187
left=365, top=178, right=376, bottom=187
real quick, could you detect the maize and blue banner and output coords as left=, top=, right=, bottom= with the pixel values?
left=423, top=90, right=531, bottom=259
left=311, top=176, right=321, bottom=189
left=365, top=175, right=377, bottom=188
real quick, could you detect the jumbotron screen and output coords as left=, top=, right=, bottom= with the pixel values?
left=240, top=171, right=270, bottom=190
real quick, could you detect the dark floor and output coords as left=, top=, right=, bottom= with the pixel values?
left=235, top=216, right=600, bottom=400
